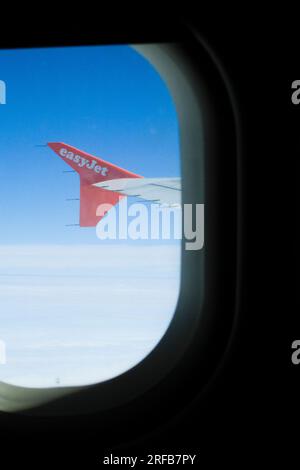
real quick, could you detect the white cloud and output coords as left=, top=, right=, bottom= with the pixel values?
left=0, top=243, right=181, bottom=388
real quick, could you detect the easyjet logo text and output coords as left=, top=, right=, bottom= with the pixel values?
left=59, top=148, right=108, bottom=176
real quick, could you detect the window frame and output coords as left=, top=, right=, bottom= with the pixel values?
left=0, top=27, right=240, bottom=445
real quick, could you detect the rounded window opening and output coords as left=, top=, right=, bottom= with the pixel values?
left=0, top=44, right=181, bottom=389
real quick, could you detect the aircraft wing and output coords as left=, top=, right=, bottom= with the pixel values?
left=93, top=177, right=182, bottom=205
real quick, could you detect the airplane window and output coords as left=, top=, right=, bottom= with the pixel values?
left=0, top=45, right=181, bottom=388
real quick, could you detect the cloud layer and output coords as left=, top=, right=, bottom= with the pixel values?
left=0, top=243, right=180, bottom=388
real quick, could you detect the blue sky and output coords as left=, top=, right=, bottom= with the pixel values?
left=0, top=45, right=180, bottom=244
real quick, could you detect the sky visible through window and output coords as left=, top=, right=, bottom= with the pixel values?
left=0, top=45, right=181, bottom=387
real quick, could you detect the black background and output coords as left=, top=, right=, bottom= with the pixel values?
left=0, top=13, right=296, bottom=466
